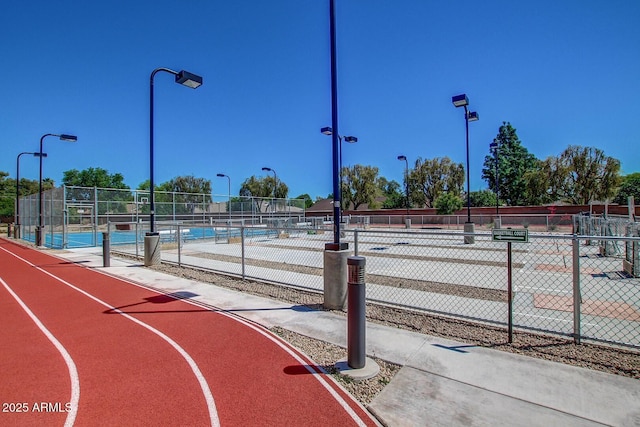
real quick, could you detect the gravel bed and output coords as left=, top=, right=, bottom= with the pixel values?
left=270, top=326, right=400, bottom=406
left=134, top=258, right=640, bottom=406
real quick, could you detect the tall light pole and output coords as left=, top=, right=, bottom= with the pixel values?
left=37, top=133, right=77, bottom=246
left=321, top=127, right=357, bottom=206
left=216, top=173, right=231, bottom=219
left=261, top=167, right=277, bottom=198
left=149, top=68, right=202, bottom=236
left=397, top=155, right=409, bottom=215
left=327, top=0, right=346, bottom=250
left=490, top=141, right=499, bottom=216
left=452, top=94, right=479, bottom=244
left=16, top=151, right=47, bottom=239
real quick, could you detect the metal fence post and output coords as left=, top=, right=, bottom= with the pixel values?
left=507, top=241, right=513, bottom=343
left=354, top=229, right=359, bottom=256
left=572, top=234, right=582, bottom=344
left=177, top=225, right=182, bottom=267
left=241, top=225, right=246, bottom=279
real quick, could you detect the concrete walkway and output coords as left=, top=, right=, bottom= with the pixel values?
left=57, top=247, right=640, bottom=427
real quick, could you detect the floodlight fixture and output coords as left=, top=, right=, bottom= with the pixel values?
left=468, top=111, right=479, bottom=122
left=59, top=134, right=78, bottom=142
left=452, top=94, right=469, bottom=107
left=321, top=127, right=333, bottom=135
left=175, top=70, right=203, bottom=89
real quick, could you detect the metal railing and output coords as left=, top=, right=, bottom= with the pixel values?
left=112, top=223, right=640, bottom=349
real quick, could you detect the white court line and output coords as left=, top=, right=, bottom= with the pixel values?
left=515, top=286, right=571, bottom=294
left=0, top=276, right=80, bottom=427
left=0, top=247, right=220, bottom=427
left=515, top=312, right=599, bottom=327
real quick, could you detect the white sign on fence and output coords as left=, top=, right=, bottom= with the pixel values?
left=492, top=228, right=529, bottom=243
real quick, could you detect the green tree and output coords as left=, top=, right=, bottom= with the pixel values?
left=469, top=190, right=497, bottom=207
left=482, top=122, right=537, bottom=206
left=342, top=164, right=380, bottom=210
left=521, top=163, right=554, bottom=205
left=1, top=171, right=55, bottom=217
left=240, top=175, right=289, bottom=212
left=377, top=177, right=404, bottom=209
left=158, top=175, right=213, bottom=215
left=544, top=146, right=621, bottom=204
left=613, top=173, right=640, bottom=205
left=63, top=167, right=131, bottom=214
left=137, top=176, right=212, bottom=216
left=158, top=175, right=211, bottom=194
left=63, top=167, right=128, bottom=189
left=434, top=192, right=463, bottom=215
left=409, top=157, right=464, bottom=208
left=295, top=193, right=313, bottom=209
left=0, top=171, right=13, bottom=217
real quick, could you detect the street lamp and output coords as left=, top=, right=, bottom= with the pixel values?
left=216, top=173, right=231, bottom=219
left=16, top=151, right=47, bottom=239
left=320, top=127, right=357, bottom=206
left=261, top=167, right=277, bottom=198
left=37, top=133, right=77, bottom=246
left=326, top=0, right=346, bottom=251
left=452, top=94, right=479, bottom=244
left=490, top=142, right=499, bottom=217
left=397, top=155, right=409, bottom=215
left=149, top=67, right=203, bottom=236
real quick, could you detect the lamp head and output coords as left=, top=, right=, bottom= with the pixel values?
left=320, top=127, right=333, bottom=135
left=397, top=155, right=407, bottom=161
left=452, top=94, right=469, bottom=107
left=262, top=167, right=272, bottom=172
left=468, top=111, right=479, bottom=122
left=175, top=70, right=203, bottom=89
left=344, top=136, right=357, bottom=143
left=59, top=134, right=78, bottom=142
left=216, top=173, right=226, bottom=178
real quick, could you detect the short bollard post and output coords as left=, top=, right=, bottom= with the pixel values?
left=102, top=232, right=110, bottom=267
left=347, top=256, right=366, bottom=369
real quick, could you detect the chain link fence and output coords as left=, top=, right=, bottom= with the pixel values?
left=109, top=222, right=640, bottom=349
left=15, top=186, right=306, bottom=248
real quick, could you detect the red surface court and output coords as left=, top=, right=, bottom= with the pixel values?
left=0, top=238, right=378, bottom=426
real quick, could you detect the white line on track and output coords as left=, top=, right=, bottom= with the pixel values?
left=90, top=269, right=374, bottom=427
left=215, top=309, right=371, bottom=427
left=0, top=247, right=220, bottom=427
left=0, top=276, right=80, bottom=427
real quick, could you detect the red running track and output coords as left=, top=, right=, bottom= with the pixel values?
left=0, top=239, right=378, bottom=426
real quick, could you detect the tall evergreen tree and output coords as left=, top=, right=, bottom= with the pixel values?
left=482, top=122, right=537, bottom=206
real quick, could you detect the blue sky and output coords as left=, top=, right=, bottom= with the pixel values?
left=1, top=0, right=639, bottom=201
